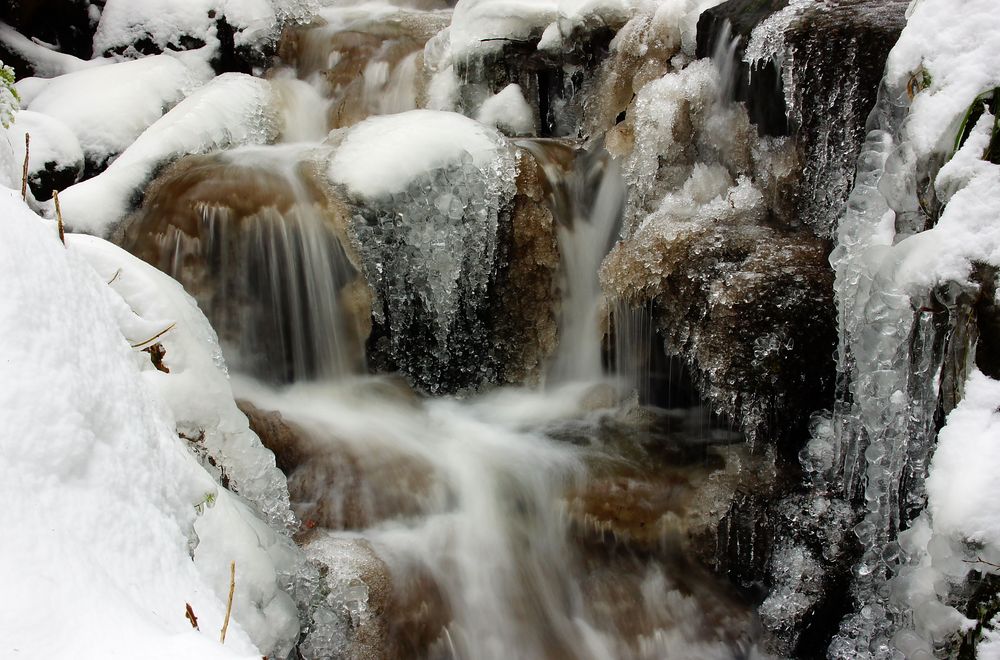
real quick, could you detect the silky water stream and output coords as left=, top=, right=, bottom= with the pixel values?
left=121, top=5, right=765, bottom=659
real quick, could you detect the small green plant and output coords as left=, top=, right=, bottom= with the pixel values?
left=0, top=61, right=18, bottom=129
left=194, top=490, right=217, bottom=514
left=953, top=87, right=1000, bottom=162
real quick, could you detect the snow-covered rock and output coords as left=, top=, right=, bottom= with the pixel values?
left=25, top=55, right=210, bottom=170
left=57, top=72, right=276, bottom=236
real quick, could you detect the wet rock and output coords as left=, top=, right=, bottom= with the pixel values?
left=603, top=219, right=836, bottom=457
left=488, top=149, right=561, bottom=385
left=451, top=13, right=628, bottom=138
left=277, top=7, right=449, bottom=130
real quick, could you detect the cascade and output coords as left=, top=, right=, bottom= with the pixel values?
left=13, top=0, right=997, bottom=657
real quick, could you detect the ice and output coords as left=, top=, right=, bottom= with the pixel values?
left=821, top=0, right=1000, bottom=654
left=327, top=110, right=516, bottom=391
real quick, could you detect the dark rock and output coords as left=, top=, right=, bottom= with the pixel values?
left=28, top=159, right=82, bottom=202
left=603, top=221, right=837, bottom=458
left=454, top=25, right=619, bottom=138
left=697, top=0, right=910, bottom=236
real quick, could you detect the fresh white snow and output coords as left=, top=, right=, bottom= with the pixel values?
left=328, top=108, right=510, bottom=199
left=0, top=187, right=280, bottom=659
left=56, top=73, right=276, bottom=236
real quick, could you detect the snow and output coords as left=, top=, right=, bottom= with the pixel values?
left=926, top=371, right=1000, bottom=548
left=449, top=0, right=558, bottom=60
left=475, top=83, right=534, bottom=135
left=328, top=109, right=509, bottom=199
left=885, top=0, right=1000, bottom=158
left=25, top=55, right=210, bottom=167
left=94, top=0, right=276, bottom=59
left=56, top=73, right=276, bottom=236
left=0, top=187, right=264, bottom=659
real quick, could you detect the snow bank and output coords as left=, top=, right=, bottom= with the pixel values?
left=57, top=72, right=276, bottom=236
left=25, top=55, right=209, bottom=168
left=328, top=109, right=509, bottom=199
left=0, top=188, right=262, bottom=659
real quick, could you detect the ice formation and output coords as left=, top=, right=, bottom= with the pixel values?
left=329, top=109, right=518, bottom=392
left=799, top=0, right=1000, bottom=655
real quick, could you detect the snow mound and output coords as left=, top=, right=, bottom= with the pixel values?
left=328, top=109, right=509, bottom=199
left=93, top=0, right=303, bottom=60
left=475, top=83, right=534, bottom=135
left=25, top=55, right=209, bottom=169
left=57, top=72, right=277, bottom=236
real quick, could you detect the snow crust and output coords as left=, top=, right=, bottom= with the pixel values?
left=328, top=109, right=509, bottom=199
left=450, top=0, right=558, bottom=59
left=57, top=73, right=276, bottom=235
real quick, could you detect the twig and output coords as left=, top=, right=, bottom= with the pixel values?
left=107, top=268, right=122, bottom=285
left=963, top=556, right=1000, bottom=570
left=129, top=322, right=176, bottom=349
left=185, top=603, right=200, bottom=630
left=52, top=189, right=65, bottom=246
left=21, top=133, right=29, bottom=200
left=220, top=561, right=235, bottom=643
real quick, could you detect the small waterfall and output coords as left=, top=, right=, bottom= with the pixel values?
left=517, top=138, right=625, bottom=385
left=124, top=145, right=368, bottom=382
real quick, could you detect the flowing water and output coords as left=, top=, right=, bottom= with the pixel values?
left=122, top=2, right=768, bottom=657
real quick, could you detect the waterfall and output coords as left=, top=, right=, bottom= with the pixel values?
left=517, top=138, right=625, bottom=385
